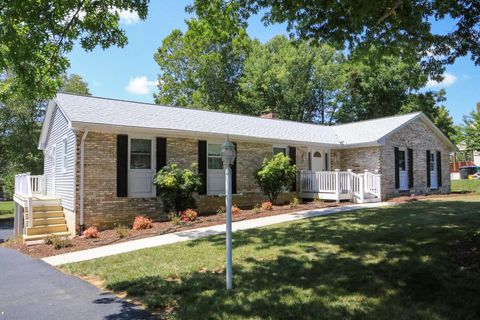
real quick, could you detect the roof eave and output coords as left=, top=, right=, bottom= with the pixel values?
left=70, top=121, right=342, bottom=148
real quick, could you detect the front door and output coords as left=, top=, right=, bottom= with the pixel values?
left=207, top=143, right=225, bottom=195
left=128, top=138, right=155, bottom=198
left=398, top=150, right=408, bottom=190
left=430, top=152, right=438, bottom=189
left=311, top=151, right=324, bottom=172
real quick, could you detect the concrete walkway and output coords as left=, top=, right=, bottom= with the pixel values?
left=0, top=247, right=155, bottom=320
left=43, top=202, right=391, bottom=266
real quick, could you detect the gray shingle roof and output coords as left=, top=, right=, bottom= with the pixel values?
left=50, top=93, right=448, bottom=148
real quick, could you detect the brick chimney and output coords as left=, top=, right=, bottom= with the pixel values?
left=260, top=111, right=278, bottom=119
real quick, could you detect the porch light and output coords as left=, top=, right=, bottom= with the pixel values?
left=221, top=139, right=236, bottom=290
left=221, top=140, right=236, bottom=167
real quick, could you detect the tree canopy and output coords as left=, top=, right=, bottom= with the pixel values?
left=0, top=1, right=148, bottom=99
left=191, top=0, right=480, bottom=79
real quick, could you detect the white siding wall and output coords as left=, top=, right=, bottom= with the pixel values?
left=43, top=106, right=76, bottom=212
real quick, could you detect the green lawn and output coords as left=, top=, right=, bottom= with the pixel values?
left=451, top=179, right=480, bottom=193
left=0, top=201, right=13, bottom=220
left=63, top=196, right=480, bottom=319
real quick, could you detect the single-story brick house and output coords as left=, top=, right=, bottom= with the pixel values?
left=13, top=93, right=457, bottom=240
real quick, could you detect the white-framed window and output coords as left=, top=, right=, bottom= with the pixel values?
left=273, top=145, right=287, bottom=156
left=61, top=138, right=68, bottom=172
left=130, top=138, right=152, bottom=169
left=207, top=143, right=223, bottom=170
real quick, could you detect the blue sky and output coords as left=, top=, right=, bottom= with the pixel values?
left=67, top=1, right=479, bottom=124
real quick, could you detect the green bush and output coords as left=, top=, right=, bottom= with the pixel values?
left=254, top=153, right=296, bottom=204
left=115, top=225, right=129, bottom=238
left=154, top=164, right=202, bottom=212
left=45, top=234, right=72, bottom=250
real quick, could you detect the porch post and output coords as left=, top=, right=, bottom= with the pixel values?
left=347, top=169, right=352, bottom=194
left=13, top=203, right=18, bottom=237
left=359, top=174, right=365, bottom=203
left=334, top=169, right=340, bottom=203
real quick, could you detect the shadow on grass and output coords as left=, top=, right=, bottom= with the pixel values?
left=108, top=201, right=480, bottom=319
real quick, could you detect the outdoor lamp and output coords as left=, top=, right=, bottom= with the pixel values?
left=221, top=140, right=236, bottom=167
left=221, top=138, right=236, bottom=290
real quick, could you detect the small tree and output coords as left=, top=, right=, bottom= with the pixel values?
left=154, top=164, right=202, bottom=213
left=255, top=153, right=296, bottom=204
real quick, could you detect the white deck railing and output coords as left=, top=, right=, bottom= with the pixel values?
left=300, top=169, right=381, bottom=202
left=14, top=173, right=45, bottom=228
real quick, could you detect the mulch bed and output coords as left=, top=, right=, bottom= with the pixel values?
left=4, top=192, right=476, bottom=259
left=4, top=200, right=353, bottom=259
left=451, top=231, right=480, bottom=273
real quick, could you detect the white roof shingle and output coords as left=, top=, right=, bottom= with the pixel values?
left=40, top=93, right=453, bottom=150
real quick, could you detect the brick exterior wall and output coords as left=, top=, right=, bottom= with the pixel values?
left=331, top=147, right=381, bottom=173
left=380, top=119, right=451, bottom=198
left=75, top=131, right=308, bottom=232
left=75, top=132, right=164, bottom=231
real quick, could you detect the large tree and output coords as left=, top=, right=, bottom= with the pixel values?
left=335, top=49, right=428, bottom=122
left=0, top=0, right=148, bottom=99
left=238, top=36, right=345, bottom=123
left=154, top=0, right=251, bottom=112
left=191, top=0, right=480, bottom=78
left=458, top=110, right=480, bottom=152
left=61, top=74, right=91, bottom=95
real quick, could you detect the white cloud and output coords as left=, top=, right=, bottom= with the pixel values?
left=126, top=76, right=156, bottom=95
left=425, top=72, right=457, bottom=88
left=116, top=9, right=140, bottom=25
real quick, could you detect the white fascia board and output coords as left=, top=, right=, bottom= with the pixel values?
left=38, top=100, right=56, bottom=150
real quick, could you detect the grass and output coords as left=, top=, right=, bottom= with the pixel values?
left=62, top=196, right=480, bottom=319
left=0, top=201, right=14, bottom=220
left=451, top=179, right=480, bottom=193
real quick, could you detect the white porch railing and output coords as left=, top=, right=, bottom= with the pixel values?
left=300, top=169, right=382, bottom=203
left=14, top=173, right=45, bottom=228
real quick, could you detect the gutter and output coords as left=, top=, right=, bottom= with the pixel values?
left=79, top=129, right=89, bottom=233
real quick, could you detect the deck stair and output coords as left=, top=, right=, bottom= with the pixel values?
left=23, top=203, right=70, bottom=244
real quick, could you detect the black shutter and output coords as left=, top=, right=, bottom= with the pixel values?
left=116, top=134, right=128, bottom=197
left=156, top=137, right=167, bottom=195
left=289, top=146, right=297, bottom=191
left=324, top=152, right=329, bottom=171
left=198, top=140, right=207, bottom=195
left=408, top=148, right=414, bottom=189
left=426, top=150, right=431, bottom=188
left=232, top=142, right=237, bottom=194
left=437, top=151, right=442, bottom=187
left=394, top=147, right=400, bottom=189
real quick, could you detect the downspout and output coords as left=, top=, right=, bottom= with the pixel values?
left=79, top=129, right=89, bottom=233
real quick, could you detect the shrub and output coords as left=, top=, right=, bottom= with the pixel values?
left=115, top=225, right=129, bottom=238
left=132, top=215, right=153, bottom=230
left=83, top=226, right=99, bottom=239
left=181, top=209, right=198, bottom=221
left=216, top=206, right=226, bottom=215
left=253, top=203, right=262, bottom=214
left=45, top=234, right=72, bottom=250
left=231, top=205, right=241, bottom=215
left=261, top=201, right=273, bottom=210
left=255, top=153, right=296, bottom=204
left=289, top=196, right=300, bottom=208
left=154, top=164, right=202, bottom=212
left=169, top=212, right=181, bottom=225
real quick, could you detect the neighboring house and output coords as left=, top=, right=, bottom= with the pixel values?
left=13, top=93, right=457, bottom=242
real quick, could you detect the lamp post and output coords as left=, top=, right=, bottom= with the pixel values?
left=221, top=139, right=236, bottom=290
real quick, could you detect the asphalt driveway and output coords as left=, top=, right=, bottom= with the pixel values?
left=0, top=219, right=13, bottom=243
left=0, top=247, right=155, bottom=320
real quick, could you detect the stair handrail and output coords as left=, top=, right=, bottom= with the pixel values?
left=364, top=170, right=382, bottom=198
